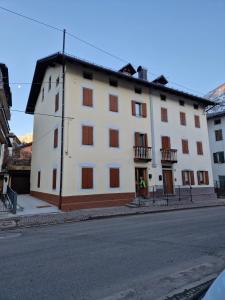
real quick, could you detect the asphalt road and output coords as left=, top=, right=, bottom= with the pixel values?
left=1, top=207, right=225, bottom=300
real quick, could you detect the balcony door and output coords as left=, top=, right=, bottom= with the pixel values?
left=162, top=169, right=174, bottom=195
left=161, top=136, right=171, bottom=149
left=135, top=168, right=148, bottom=197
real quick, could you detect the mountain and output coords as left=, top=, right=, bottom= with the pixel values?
left=206, top=82, right=225, bottom=113
left=19, top=133, right=33, bottom=143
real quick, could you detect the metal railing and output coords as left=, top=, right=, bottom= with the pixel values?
left=6, top=186, right=17, bottom=214
left=134, top=146, right=152, bottom=161
left=161, top=149, right=177, bottom=163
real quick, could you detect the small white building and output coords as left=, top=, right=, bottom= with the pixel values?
left=26, top=53, right=215, bottom=210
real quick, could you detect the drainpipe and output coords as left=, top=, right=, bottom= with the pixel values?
left=58, top=29, right=66, bottom=210
left=149, top=89, right=157, bottom=168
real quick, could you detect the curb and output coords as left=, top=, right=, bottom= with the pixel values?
left=0, top=202, right=225, bottom=231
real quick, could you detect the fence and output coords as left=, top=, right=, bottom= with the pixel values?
left=214, top=180, right=225, bottom=198
left=0, top=186, right=17, bottom=214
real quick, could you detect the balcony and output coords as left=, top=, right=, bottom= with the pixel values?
left=134, top=146, right=152, bottom=162
left=161, top=148, right=177, bottom=163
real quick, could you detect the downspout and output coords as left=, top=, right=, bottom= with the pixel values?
left=58, top=29, right=66, bottom=210
left=149, top=88, right=157, bottom=168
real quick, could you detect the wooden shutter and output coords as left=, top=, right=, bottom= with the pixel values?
left=142, top=103, right=147, bottom=118
left=131, top=100, right=136, bottom=116
left=197, top=141, right=203, bottom=155
left=204, top=171, right=209, bottom=185
left=54, top=128, right=58, bottom=148
left=110, top=168, right=120, bottom=188
left=190, top=171, right=195, bottom=185
left=83, top=87, right=93, bottom=107
left=195, top=115, right=200, bottom=128
left=109, top=95, right=118, bottom=112
left=144, top=134, right=148, bottom=147
left=161, top=136, right=170, bottom=149
left=182, top=171, right=186, bottom=185
left=161, top=107, right=168, bottom=122
left=182, top=139, right=189, bottom=154
left=197, top=171, right=201, bottom=185
left=55, top=93, right=59, bottom=112
left=52, top=169, right=57, bottom=190
left=82, top=126, right=93, bottom=145
left=109, top=129, right=119, bottom=147
left=82, top=168, right=93, bottom=189
left=134, top=132, right=140, bottom=146
left=180, top=112, right=186, bottom=125
left=37, top=171, right=41, bottom=188
left=213, top=153, right=218, bottom=163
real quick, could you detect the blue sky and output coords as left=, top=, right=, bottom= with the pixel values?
left=0, top=0, right=225, bottom=135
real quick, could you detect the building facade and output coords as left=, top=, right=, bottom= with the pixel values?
left=26, top=53, right=215, bottom=210
left=207, top=111, right=225, bottom=187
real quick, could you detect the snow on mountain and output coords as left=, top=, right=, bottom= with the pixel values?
left=206, top=82, right=225, bottom=113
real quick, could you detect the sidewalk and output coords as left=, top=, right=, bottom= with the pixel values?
left=1, top=196, right=225, bottom=230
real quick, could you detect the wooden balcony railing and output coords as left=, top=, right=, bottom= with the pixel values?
left=134, top=146, right=152, bottom=162
left=161, top=148, right=177, bottom=163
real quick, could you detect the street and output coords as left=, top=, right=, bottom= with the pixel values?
left=1, top=207, right=225, bottom=300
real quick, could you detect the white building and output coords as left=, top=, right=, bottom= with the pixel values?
left=26, top=53, right=215, bottom=210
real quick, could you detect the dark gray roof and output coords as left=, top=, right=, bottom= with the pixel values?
left=26, top=52, right=214, bottom=113
left=207, top=110, right=225, bottom=119
left=0, top=63, right=12, bottom=107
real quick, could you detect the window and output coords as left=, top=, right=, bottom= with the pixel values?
left=193, top=104, right=198, bottom=110
left=55, top=93, right=59, bottom=112
left=81, top=168, right=93, bottom=189
left=215, top=129, right=223, bottom=141
left=48, top=76, right=51, bottom=91
left=83, top=72, right=93, bottom=80
left=180, top=112, right=186, bottom=126
left=131, top=101, right=147, bottom=117
left=161, top=136, right=170, bottom=149
left=194, top=115, right=200, bottom=128
left=42, top=87, right=44, bottom=101
left=37, top=171, right=41, bottom=188
left=182, top=139, right=189, bottom=154
left=56, top=76, right=59, bottom=87
left=109, top=129, right=119, bottom=148
left=109, top=168, right=120, bottom=188
left=196, top=141, right=203, bottom=155
left=213, top=152, right=225, bottom=163
left=134, top=87, right=142, bottom=94
left=82, top=126, right=93, bottom=145
left=182, top=170, right=195, bottom=185
left=161, top=107, right=168, bottom=122
left=197, top=171, right=209, bottom=185
left=109, top=79, right=118, bottom=87
left=214, top=119, right=221, bottom=125
left=83, top=87, right=93, bottom=107
left=134, top=132, right=148, bottom=146
left=52, top=169, right=57, bottom=190
left=109, top=95, right=118, bottom=112
left=54, top=128, right=58, bottom=148
left=179, top=100, right=185, bottom=106
left=160, top=94, right=166, bottom=101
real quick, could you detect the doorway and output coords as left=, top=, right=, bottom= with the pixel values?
left=135, top=168, right=148, bottom=197
left=162, top=169, right=174, bottom=194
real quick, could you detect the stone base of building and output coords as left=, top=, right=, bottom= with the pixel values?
left=30, top=191, right=135, bottom=211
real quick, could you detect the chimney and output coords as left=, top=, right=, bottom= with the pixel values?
left=137, top=66, right=148, bottom=80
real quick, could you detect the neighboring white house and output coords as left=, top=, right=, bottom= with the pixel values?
left=26, top=52, right=215, bottom=211
left=207, top=111, right=225, bottom=187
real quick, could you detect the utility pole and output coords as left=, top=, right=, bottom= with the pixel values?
left=59, top=29, right=66, bottom=210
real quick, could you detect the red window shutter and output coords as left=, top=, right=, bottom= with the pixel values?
left=82, top=126, right=93, bottom=145
left=195, top=115, right=200, bottom=128
left=109, top=129, right=119, bottom=147
left=161, top=136, right=170, bottom=149
left=180, top=112, right=186, bottom=125
left=131, top=100, right=136, bottom=116
left=52, top=169, right=57, bottom=190
left=110, top=168, right=120, bottom=188
left=197, top=171, right=201, bottom=185
left=182, top=139, right=189, bottom=154
left=37, top=171, right=41, bottom=188
left=142, top=103, right=147, bottom=118
left=82, top=168, right=93, bottom=189
left=205, top=171, right=209, bottom=185
left=54, top=128, right=58, bottom=148
left=144, top=134, right=148, bottom=147
left=134, top=132, right=140, bottom=146
left=161, top=107, right=168, bottom=122
left=190, top=171, right=195, bottom=185
left=83, top=87, right=93, bottom=107
left=109, top=95, right=118, bottom=112
left=197, top=141, right=203, bottom=155
left=55, top=93, right=59, bottom=112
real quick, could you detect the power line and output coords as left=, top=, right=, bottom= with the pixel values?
left=11, top=109, right=74, bottom=119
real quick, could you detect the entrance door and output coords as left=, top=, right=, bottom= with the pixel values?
left=135, top=168, right=148, bottom=197
left=162, top=169, right=174, bottom=194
